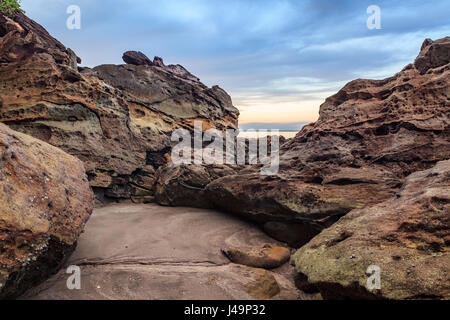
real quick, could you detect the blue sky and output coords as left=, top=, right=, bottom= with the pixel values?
left=21, top=0, right=450, bottom=124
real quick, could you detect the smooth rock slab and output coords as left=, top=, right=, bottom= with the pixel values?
left=22, top=204, right=306, bottom=300
left=22, top=264, right=287, bottom=300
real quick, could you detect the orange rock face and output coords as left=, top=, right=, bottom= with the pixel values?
left=282, top=37, right=450, bottom=182
left=0, top=123, right=93, bottom=299
left=0, top=12, right=239, bottom=203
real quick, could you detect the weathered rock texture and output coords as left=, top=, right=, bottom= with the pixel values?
left=0, top=123, right=93, bottom=299
left=156, top=37, right=450, bottom=248
left=0, top=12, right=239, bottom=204
left=154, top=136, right=283, bottom=208
left=293, top=160, right=450, bottom=300
left=414, top=37, right=450, bottom=74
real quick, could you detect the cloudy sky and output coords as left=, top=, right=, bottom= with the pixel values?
left=21, top=0, right=450, bottom=125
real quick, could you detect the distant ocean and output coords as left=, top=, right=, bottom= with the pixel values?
left=238, top=122, right=308, bottom=139
left=238, top=131, right=298, bottom=139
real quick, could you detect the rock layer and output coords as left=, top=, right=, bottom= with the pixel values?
left=0, top=12, right=239, bottom=203
left=292, top=160, right=450, bottom=300
left=154, top=164, right=241, bottom=208
left=0, top=123, right=93, bottom=299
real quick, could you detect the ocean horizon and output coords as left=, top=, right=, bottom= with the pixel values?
left=238, top=131, right=298, bottom=139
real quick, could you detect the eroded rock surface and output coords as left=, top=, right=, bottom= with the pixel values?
left=154, top=164, right=241, bottom=208
left=414, top=37, right=450, bottom=74
left=0, top=123, right=93, bottom=299
left=22, top=204, right=306, bottom=300
left=155, top=37, right=450, bottom=247
left=292, top=160, right=450, bottom=300
left=0, top=12, right=239, bottom=204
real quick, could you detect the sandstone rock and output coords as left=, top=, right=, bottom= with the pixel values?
left=414, top=37, right=450, bottom=74
left=205, top=172, right=385, bottom=246
left=153, top=56, right=165, bottom=67
left=243, top=267, right=281, bottom=299
left=280, top=38, right=449, bottom=184
left=222, top=244, right=291, bottom=269
left=0, top=12, right=77, bottom=67
left=292, top=160, right=450, bottom=300
left=154, top=135, right=285, bottom=210
left=0, top=123, right=93, bottom=299
left=154, top=164, right=240, bottom=208
left=0, top=12, right=239, bottom=203
left=122, top=50, right=153, bottom=66
left=165, top=64, right=201, bottom=83
left=23, top=263, right=285, bottom=300
left=87, top=63, right=238, bottom=121
left=0, top=14, right=23, bottom=34
left=155, top=37, right=450, bottom=247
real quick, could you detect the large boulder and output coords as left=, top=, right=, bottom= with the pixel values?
left=122, top=50, right=153, bottom=66
left=292, top=160, right=450, bottom=300
left=0, top=12, right=239, bottom=204
left=205, top=173, right=373, bottom=247
left=414, top=37, right=450, bottom=74
left=0, top=123, right=93, bottom=299
left=154, top=164, right=240, bottom=208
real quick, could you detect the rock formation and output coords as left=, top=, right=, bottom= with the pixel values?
left=222, top=244, right=291, bottom=269
left=122, top=50, right=153, bottom=66
left=292, top=160, right=450, bottom=300
left=154, top=136, right=284, bottom=208
left=155, top=37, right=450, bottom=249
left=0, top=12, right=239, bottom=204
left=1, top=10, right=448, bottom=300
left=0, top=123, right=93, bottom=299
left=154, top=164, right=256, bottom=208
left=414, top=37, right=450, bottom=74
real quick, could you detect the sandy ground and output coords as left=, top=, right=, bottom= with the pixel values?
left=22, top=203, right=308, bottom=300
